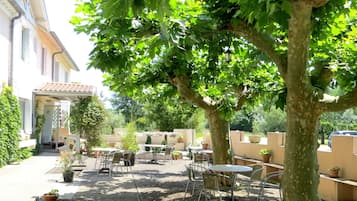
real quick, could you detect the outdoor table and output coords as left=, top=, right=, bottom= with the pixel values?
left=143, top=144, right=167, bottom=164
left=209, top=164, right=253, bottom=200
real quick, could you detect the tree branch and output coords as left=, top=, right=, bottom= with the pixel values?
left=319, top=88, right=357, bottom=112
left=232, top=85, right=248, bottom=111
left=227, top=21, right=288, bottom=81
left=170, top=75, right=212, bottom=110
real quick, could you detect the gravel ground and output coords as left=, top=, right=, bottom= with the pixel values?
left=72, top=158, right=281, bottom=201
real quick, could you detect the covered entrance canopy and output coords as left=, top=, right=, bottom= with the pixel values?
left=34, top=82, right=96, bottom=150
left=34, top=82, right=96, bottom=99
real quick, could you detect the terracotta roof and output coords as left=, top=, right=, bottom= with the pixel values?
left=34, top=82, right=96, bottom=97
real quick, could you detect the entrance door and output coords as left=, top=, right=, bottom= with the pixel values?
left=41, top=105, right=54, bottom=144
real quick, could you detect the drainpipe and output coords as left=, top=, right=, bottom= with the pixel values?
left=51, top=50, right=63, bottom=81
left=8, top=13, right=22, bottom=87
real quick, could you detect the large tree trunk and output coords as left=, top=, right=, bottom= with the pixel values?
left=283, top=2, right=320, bottom=200
left=205, top=109, right=231, bottom=164
left=283, top=96, right=321, bottom=201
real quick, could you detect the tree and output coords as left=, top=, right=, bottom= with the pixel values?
left=70, top=96, right=106, bottom=150
left=110, top=95, right=144, bottom=123
left=141, top=97, right=196, bottom=131
left=72, top=0, right=280, bottom=164
left=102, top=109, right=125, bottom=135
left=253, top=106, right=287, bottom=134
left=204, top=0, right=357, bottom=200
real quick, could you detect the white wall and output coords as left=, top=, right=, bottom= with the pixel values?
left=0, top=8, right=11, bottom=89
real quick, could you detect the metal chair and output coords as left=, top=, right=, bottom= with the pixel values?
left=198, top=171, right=232, bottom=201
left=109, top=151, right=124, bottom=176
left=257, top=171, right=283, bottom=201
left=159, top=146, right=173, bottom=162
left=235, top=164, right=264, bottom=197
left=97, top=151, right=115, bottom=175
left=184, top=163, right=207, bottom=199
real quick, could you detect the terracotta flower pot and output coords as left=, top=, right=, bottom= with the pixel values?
left=42, top=194, right=58, bottom=201
left=262, top=154, right=271, bottom=163
left=328, top=169, right=339, bottom=178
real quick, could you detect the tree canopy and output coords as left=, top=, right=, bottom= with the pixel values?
left=72, top=0, right=282, bottom=164
left=72, top=0, right=357, bottom=200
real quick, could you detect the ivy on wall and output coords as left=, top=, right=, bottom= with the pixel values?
left=0, top=87, right=21, bottom=167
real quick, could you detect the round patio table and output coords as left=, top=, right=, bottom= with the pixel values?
left=209, top=164, right=253, bottom=200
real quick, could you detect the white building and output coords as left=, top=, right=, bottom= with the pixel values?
left=0, top=0, right=95, bottom=150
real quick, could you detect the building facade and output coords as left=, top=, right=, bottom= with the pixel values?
left=0, top=0, right=95, bottom=150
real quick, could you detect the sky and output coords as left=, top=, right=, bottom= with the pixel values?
left=44, top=0, right=111, bottom=103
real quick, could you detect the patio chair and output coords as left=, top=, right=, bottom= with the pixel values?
left=257, top=170, right=283, bottom=201
left=198, top=171, right=232, bottom=201
left=97, top=151, right=115, bottom=175
left=235, top=164, right=264, bottom=197
left=184, top=163, right=207, bottom=199
left=159, top=146, right=173, bottom=162
left=109, top=151, right=124, bottom=177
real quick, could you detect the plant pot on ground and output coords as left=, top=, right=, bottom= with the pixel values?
left=259, top=148, right=272, bottom=163
left=60, top=151, right=74, bottom=182
left=172, top=151, right=182, bottom=160
left=42, top=189, right=59, bottom=201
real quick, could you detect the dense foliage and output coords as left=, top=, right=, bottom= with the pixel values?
left=110, top=95, right=144, bottom=123
left=0, top=87, right=21, bottom=167
left=102, top=109, right=125, bottom=135
left=70, top=96, right=106, bottom=150
left=73, top=1, right=356, bottom=199
left=121, top=121, right=139, bottom=152
left=73, top=0, right=281, bottom=165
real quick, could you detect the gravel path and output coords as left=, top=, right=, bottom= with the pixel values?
left=72, top=158, right=281, bottom=201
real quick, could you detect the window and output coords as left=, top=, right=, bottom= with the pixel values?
left=21, top=28, right=30, bottom=61
left=41, top=47, right=46, bottom=75
left=19, top=99, right=26, bottom=131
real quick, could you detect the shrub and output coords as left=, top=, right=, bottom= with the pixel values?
left=0, top=87, right=21, bottom=167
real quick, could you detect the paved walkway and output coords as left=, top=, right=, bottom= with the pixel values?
left=0, top=152, right=79, bottom=201
left=0, top=152, right=280, bottom=201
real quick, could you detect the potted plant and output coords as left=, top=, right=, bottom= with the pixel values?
left=172, top=151, right=182, bottom=160
left=42, top=189, right=59, bottom=201
left=249, top=134, right=261, bottom=143
left=177, top=135, right=184, bottom=143
left=259, top=148, right=272, bottom=163
left=60, top=151, right=74, bottom=182
left=328, top=166, right=340, bottom=178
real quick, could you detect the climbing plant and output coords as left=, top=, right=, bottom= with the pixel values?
left=0, top=87, right=21, bottom=167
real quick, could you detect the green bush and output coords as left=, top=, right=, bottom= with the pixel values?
left=121, top=122, right=139, bottom=152
left=19, top=147, right=33, bottom=160
left=0, top=87, right=21, bottom=167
